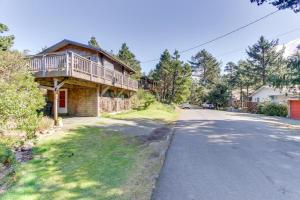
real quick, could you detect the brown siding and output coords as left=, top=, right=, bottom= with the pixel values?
left=99, top=97, right=131, bottom=113
left=68, top=87, right=98, bottom=117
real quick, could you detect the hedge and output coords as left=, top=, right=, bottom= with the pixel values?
left=257, top=102, right=288, bottom=117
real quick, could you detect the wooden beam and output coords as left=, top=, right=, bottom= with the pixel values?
left=55, top=79, right=68, bottom=90
left=117, top=89, right=124, bottom=97
left=39, top=85, right=54, bottom=91
left=101, top=86, right=110, bottom=96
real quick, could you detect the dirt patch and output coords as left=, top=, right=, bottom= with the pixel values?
left=138, top=127, right=171, bottom=144
left=15, top=147, right=33, bottom=163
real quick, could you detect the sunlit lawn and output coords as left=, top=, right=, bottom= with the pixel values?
left=1, top=126, right=138, bottom=200
left=104, top=102, right=179, bottom=123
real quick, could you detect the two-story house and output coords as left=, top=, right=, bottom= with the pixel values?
left=29, top=39, right=138, bottom=124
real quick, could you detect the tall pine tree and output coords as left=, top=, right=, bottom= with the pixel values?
left=117, top=43, right=141, bottom=79
left=189, top=49, right=221, bottom=88
left=246, top=36, right=284, bottom=86
left=152, top=50, right=192, bottom=104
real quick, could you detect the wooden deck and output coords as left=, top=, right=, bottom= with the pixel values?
left=29, top=51, right=138, bottom=91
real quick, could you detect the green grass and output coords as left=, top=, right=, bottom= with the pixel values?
left=1, top=126, right=139, bottom=200
left=103, top=102, right=179, bottom=123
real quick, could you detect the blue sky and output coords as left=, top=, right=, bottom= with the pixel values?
left=0, top=0, right=300, bottom=73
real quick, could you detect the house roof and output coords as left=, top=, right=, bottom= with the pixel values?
left=249, top=86, right=269, bottom=97
left=40, top=39, right=135, bottom=73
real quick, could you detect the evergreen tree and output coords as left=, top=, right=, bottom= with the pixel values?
left=207, top=83, right=230, bottom=109
left=0, top=23, right=14, bottom=51
left=246, top=36, right=284, bottom=86
left=250, top=0, right=299, bottom=13
left=238, top=60, right=255, bottom=98
left=117, top=43, right=141, bottom=79
left=88, top=36, right=100, bottom=48
left=189, top=49, right=221, bottom=88
left=286, top=50, right=300, bottom=85
left=152, top=50, right=192, bottom=104
left=189, top=81, right=207, bottom=105
left=224, top=61, right=239, bottom=89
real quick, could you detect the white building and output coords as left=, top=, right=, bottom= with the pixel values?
left=250, top=86, right=288, bottom=104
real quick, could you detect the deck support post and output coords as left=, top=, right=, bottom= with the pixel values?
left=53, top=78, right=59, bottom=125
left=96, top=85, right=100, bottom=116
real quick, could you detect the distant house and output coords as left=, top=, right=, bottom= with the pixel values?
left=138, top=76, right=156, bottom=92
left=28, top=39, right=138, bottom=123
left=249, top=86, right=288, bottom=104
left=250, top=85, right=300, bottom=120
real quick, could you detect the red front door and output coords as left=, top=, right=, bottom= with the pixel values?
left=290, top=100, right=300, bottom=120
left=59, top=91, right=65, bottom=108
left=58, top=89, right=67, bottom=114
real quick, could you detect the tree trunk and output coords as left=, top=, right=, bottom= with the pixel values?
left=170, top=69, right=178, bottom=104
left=240, top=85, right=243, bottom=108
left=262, top=48, right=266, bottom=85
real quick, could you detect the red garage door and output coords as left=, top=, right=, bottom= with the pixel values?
left=290, top=100, right=300, bottom=120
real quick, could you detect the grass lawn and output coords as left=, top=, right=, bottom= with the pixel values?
left=1, top=126, right=139, bottom=200
left=103, top=102, right=179, bottom=123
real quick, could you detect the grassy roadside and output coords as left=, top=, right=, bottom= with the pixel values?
left=103, top=102, right=179, bottom=123
left=1, top=127, right=139, bottom=200
left=1, top=103, right=179, bottom=200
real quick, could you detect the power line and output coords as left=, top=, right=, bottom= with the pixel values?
left=141, top=10, right=279, bottom=63
left=217, top=26, right=300, bottom=58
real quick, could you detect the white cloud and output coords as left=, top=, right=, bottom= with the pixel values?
left=277, top=38, right=300, bottom=58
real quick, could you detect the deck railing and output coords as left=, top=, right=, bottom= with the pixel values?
left=28, top=51, right=138, bottom=89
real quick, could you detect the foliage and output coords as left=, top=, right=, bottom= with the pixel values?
left=250, top=0, right=300, bottom=13
left=207, top=83, right=230, bottom=108
left=189, top=82, right=207, bottom=105
left=190, top=49, right=221, bottom=88
left=0, top=144, right=16, bottom=166
left=1, top=126, right=139, bottom=200
left=105, top=102, right=178, bottom=123
left=0, top=135, right=23, bottom=149
left=257, top=102, right=288, bottom=117
left=247, top=36, right=284, bottom=86
left=88, top=36, right=100, bottom=48
left=152, top=50, right=192, bottom=104
left=117, top=43, right=142, bottom=79
left=286, top=51, right=300, bottom=85
left=268, top=47, right=300, bottom=92
left=131, top=89, right=156, bottom=110
left=0, top=51, right=45, bottom=138
left=0, top=23, right=14, bottom=51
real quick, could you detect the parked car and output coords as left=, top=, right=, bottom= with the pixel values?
left=202, top=103, right=214, bottom=109
left=181, top=103, right=192, bottom=109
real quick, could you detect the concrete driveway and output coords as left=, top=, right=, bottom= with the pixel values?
left=153, top=109, right=300, bottom=200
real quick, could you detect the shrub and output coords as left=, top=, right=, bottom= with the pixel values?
left=0, top=134, right=23, bottom=149
left=0, top=51, right=45, bottom=138
left=257, top=102, right=288, bottom=117
left=0, top=144, right=16, bottom=166
left=257, top=104, right=265, bottom=114
left=37, top=116, right=54, bottom=133
left=131, top=89, right=156, bottom=110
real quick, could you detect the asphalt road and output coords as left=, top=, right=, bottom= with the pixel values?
left=153, top=109, right=300, bottom=200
